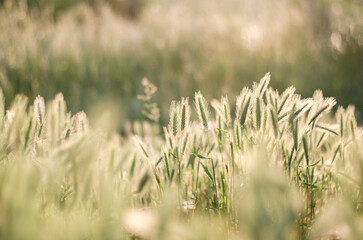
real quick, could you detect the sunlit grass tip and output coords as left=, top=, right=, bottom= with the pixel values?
left=195, top=91, right=210, bottom=130
left=34, top=95, right=45, bottom=125
left=180, top=97, right=190, bottom=132
left=168, top=101, right=180, bottom=137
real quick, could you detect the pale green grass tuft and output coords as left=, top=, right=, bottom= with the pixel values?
left=0, top=73, right=363, bottom=240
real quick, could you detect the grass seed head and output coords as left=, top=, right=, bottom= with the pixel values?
left=34, top=95, right=45, bottom=125
left=195, top=91, right=210, bottom=130
left=168, top=101, right=180, bottom=137
left=180, top=97, right=190, bottom=132
left=221, top=96, right=231, bottom=128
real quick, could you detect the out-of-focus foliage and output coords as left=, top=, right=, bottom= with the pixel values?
left=0, top=0, right=362, bottom=125
left=0, top=0, right=145, bottom=18
left=1, top=75, right=363, bottom=239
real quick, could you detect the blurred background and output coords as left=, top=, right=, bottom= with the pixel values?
left=0, top=0, right=362, bottom=127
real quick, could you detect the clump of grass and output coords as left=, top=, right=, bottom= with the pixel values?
left=0, top=73, right=363, bottom=240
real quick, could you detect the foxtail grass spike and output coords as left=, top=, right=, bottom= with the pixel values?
left=195, top=91, right=210, bottom=130
left=270, top=108, right=279, bottom=138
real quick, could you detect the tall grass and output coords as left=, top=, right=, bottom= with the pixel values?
left=0, top=73, right=362, bottom=239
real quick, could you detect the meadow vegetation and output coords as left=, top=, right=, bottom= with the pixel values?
left=1, top=1, right=363, bottom=239
left=1, top=74, right=363, bottom=239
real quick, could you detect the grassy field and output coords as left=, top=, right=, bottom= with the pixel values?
left=1, top=1, right=363, bottom=239
left=1, top=73, right=363, bottom=239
